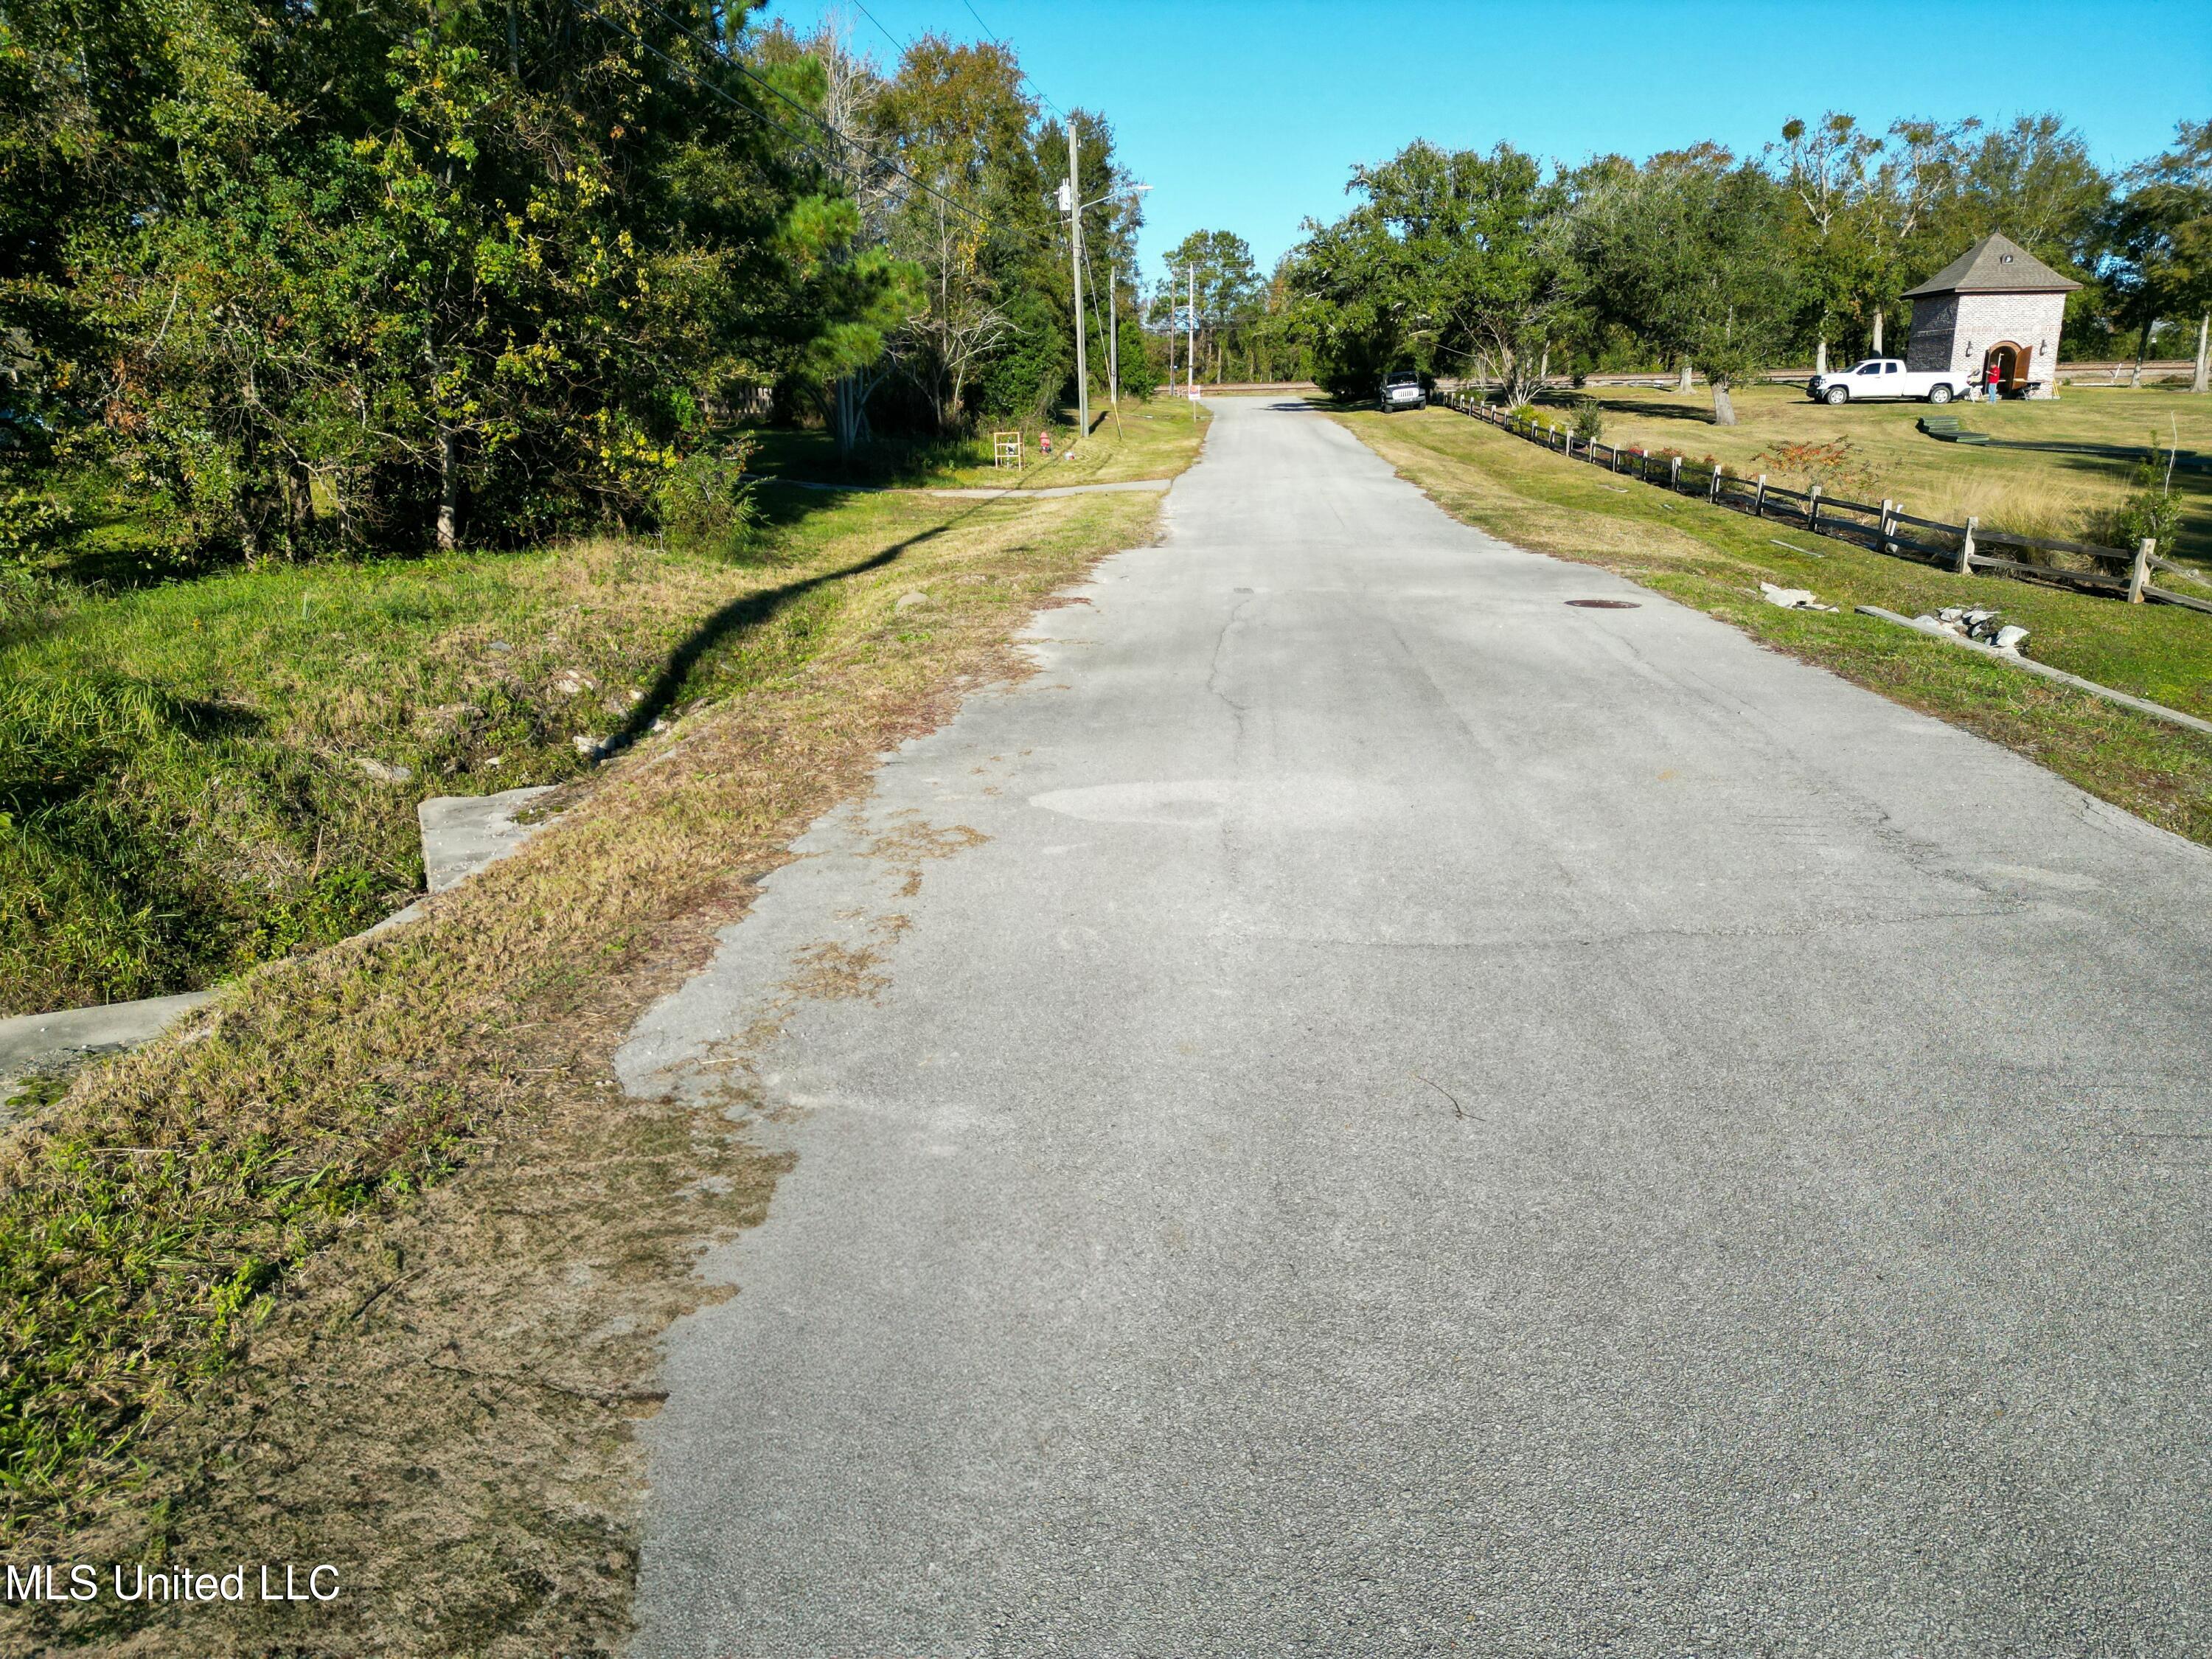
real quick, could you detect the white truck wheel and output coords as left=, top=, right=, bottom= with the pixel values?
left=1928, top=383, right=1952, bottom=405
left=1823, top=385, right=1848, bottom=406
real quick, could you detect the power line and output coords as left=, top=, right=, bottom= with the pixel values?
left=847, top=0, right=911, bottom=62
left=959, top=0, right=1065, bottom=120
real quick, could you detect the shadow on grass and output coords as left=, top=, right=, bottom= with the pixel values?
left=599, top=538, right=925, bottom=758
left=1984, top=439, right=2208, bottom=473
left=1557, top=393, right=1717, bottom=424
left=599, top=490, right=1013, bottom=758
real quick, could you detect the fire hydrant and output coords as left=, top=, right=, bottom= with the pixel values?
left=1039, top=431, right=1053, bottom=459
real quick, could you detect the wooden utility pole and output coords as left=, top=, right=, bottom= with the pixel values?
left=1187, top=265, right=1197, bottom=420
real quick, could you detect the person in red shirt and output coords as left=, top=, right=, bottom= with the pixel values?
left=1984, top=358, right=2002, bottom=400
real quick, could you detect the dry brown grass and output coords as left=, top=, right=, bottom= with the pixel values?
left=0, top=469, right=1185, bottom=1655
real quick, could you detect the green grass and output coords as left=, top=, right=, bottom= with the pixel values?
left=1336, top=403, right=2212, bottom=849
left=1537, top=381, right=2211, bottom=564
left=0, top=540, right=790, bottom=1015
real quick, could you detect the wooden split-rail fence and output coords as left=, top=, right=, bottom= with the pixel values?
left=1433, top=391, right=2208, bottom=615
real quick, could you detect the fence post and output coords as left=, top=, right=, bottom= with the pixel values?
left=1956, top=515, right=1977, bottom=575
left=1753, top=473, right=1767, bottom=517
left=2129, top=537, right=2154, bottom=603
left=1669, top=455, right=1681, bottom=493
left=1708, top=465, right=1722, bottom=502
left=1806, top=484, right=1822, bottom=532
left=1880, top=498, right=1894, bottom=554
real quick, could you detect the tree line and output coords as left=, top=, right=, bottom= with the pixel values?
left=0, top=0, right=1152, bottom=565
left=1162, top=114, right=2211, bottom=423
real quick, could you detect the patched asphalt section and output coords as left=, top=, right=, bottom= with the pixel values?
left=620, top=397, right=2212, bottom=1658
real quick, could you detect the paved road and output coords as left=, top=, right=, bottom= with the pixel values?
left=619, top=397, right=2212, bottom=1657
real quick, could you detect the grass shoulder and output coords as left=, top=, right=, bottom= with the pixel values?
left=1332, top=404, right=2212, bottom=849
left=0, top=420, right=1200, bottom=1653
left=746, top=395, right=1208, bottom=493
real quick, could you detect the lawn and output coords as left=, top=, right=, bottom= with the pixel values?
left=1524, top=381, right=2212, bottom=566
left=1334, top=402, right=2212, bottom=851
left=0, top=407, right=1205, bottom=1654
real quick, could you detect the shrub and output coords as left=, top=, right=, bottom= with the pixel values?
left=1568, top=397, right=1604, bottom=442
left=2114, top=444, right=2184, bottom=553
left=653, top=442, right=758, bottom=557
left=1753, top=437, right=1881, bottom=501
left=0, top=490, right=75, bottom=567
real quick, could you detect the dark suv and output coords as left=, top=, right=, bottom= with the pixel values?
left=1379, top=370, right=1426, bottom=412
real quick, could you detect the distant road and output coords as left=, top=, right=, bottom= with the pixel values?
left=625, top=396, right=2212, bottom=1657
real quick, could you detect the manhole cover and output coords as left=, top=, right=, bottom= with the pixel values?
left=1565, top=599, right=1640, bottom=609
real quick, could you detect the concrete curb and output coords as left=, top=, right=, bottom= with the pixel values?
left=0, top=992, right=218, bottom=1109
left=3, top=786, right=560, bottom=1110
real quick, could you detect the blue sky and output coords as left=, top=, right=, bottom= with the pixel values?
left=760, top=0, right=2212, bottom=282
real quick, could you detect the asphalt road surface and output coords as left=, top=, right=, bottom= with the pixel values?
left=619, top=397, right=2212, bottom=1658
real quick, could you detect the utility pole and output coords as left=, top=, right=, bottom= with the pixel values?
left=1187, top=265, right=1197, bottom=412
left=1065, top=118, right=1089, bottom=442
left=1106, top=257, right=1118, bottom=410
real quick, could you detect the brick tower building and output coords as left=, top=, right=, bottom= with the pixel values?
left=1902, top=234, right=2080, bottom=399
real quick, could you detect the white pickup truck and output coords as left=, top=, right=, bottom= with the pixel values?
left=1806, top=358, right=1975, bottom=405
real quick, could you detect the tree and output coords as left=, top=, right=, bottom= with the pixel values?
left=7, top=0, right=920, bottom=555
left=1576, top=150, right=1798, bottom=424
left=1774, top=113, right=1882, bottom=371
left=2106, top=120, right=2212, bottom=392
left=1282, top=140, right=1577, bottom=402
left=1158, top=230, right=1260, bottom=381
left=874, top=36, right=1032, bottom=432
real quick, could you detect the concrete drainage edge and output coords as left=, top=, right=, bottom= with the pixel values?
left=1851, top=606, right=2212, bottom=738
left=1, top=786, right=560, bottom=1107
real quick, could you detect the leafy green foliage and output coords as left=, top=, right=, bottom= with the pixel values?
left=2112, top=445, right=2185, bottom=552
left=1283, top=142, right=1579, bottom=400
left=2, top=0, right=914, bottom=559
left=1574, top=149, right=1800, bottom=422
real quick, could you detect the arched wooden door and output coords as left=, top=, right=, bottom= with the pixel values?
left=1982, top=341, right=2025, bottom=396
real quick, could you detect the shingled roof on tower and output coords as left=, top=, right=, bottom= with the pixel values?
left=1902, top=233, right=2082, bottom=299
